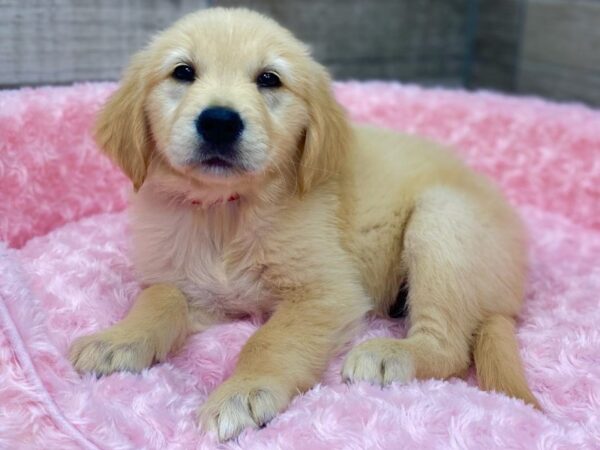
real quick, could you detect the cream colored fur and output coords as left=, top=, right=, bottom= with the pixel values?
left=69, top=8, right=539, bottom=441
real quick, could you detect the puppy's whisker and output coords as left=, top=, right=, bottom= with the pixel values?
left=296, top=162, right=341, bottom=176
left=272, top=158, right=298, bottom=196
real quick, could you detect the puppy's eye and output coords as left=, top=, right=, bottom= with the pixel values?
left=172, top=64, right=195, bottom=82
left=256, top=71, right=282, bottom=89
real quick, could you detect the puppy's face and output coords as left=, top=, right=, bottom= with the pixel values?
left=96, top=8, right=349, bottom=197
left=146, top=11, right=311, bottom=186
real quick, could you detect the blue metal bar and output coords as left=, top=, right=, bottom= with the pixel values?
left=462, top=0, right=480, bottom=88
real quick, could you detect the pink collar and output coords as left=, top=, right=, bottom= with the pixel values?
left=190, top=193, right=240, bottom=207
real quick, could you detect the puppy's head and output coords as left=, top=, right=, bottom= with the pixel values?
left=95, top=8, right=350, bottom=198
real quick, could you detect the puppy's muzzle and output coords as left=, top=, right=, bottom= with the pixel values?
left=193, top=106, right=249, bottom=174
left=196, top=107, right=244, bottom=147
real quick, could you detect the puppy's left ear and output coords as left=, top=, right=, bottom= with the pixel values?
left=298, top=65, right=351, bottom=194
left=94, top=51, right=154, bottom=191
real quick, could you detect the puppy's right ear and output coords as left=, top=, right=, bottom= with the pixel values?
left=94, top=51, right=153, bottom=191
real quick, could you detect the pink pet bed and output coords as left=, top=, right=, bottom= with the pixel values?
left=1, top=82, right=599, bottom=449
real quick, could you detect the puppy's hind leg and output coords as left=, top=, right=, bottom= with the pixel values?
left=70, top=284, right=190, bottom=376
left=343, top=187, right=522, bottom=387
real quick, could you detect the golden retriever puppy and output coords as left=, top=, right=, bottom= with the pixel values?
left=69, top=7, right=539, bottom=441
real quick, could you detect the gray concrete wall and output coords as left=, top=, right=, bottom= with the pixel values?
left=0, top=0, right=469, bottom=87
left=0, top=0, right=209, bottom=87
left=1, top=0, right=599, bottom=106
left=517, top=0, right=600, bottom=105
left=470, top=0, right=523, bottom=91
left=220, top=0, right=468, bottom=85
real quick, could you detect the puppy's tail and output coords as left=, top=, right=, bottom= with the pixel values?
left=473, top=314, right=540, bottom=409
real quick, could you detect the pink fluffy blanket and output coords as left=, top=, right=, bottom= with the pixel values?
left=1, top=82, right=599, bottom=449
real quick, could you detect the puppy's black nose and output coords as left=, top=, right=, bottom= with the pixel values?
left=196, top=107, right=244, bottom=146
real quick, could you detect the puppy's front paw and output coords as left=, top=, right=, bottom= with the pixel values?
left=69, top=328, right=158, bottom=376
left=342, top=338, right=415, bottom=386
left=198, top=376, right=291, bottom=442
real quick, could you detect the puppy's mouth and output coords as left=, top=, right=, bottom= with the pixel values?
left=177, top=143, right=260, bottom=181
left=202, top=157, right=234, bottom=169
left=193, top=153, right=247, bottom=178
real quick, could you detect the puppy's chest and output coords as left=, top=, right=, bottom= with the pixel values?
left=132, top=209, right=274, bottom=318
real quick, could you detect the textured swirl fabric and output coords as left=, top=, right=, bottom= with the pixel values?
left=0, top=82, right=598, bottom=449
